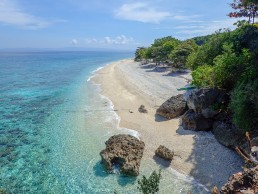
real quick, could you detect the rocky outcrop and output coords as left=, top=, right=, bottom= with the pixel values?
left=187, top=88, right=228, bottom=113
left=221, top=166, right=258, bottom=193
left=156, top=94, right=188, bottom=119
left=155, top=145, right=174, bottom=161
left=181, top=109, right=213, bottom=131
left=212, top=121, right=242, bottom=149
left=138, top=105, right=148, bottom=113
left=100, top=134, right=145, bottom=176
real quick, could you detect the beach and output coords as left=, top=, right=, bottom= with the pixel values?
left=92, top=59, right=243, bottom=189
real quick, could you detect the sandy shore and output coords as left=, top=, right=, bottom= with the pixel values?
left=92, top=59, right=243, bottom=189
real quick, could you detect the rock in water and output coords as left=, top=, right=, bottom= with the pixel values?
left=221, top=166, right=258, bottom=193
left=155, top=145, right=174, bottom=161
left=138, top=105, right=148, bottom=113
left=156, top=94, right=188, bottom=119
left=100, top=134, right=145, bottom=176
left=181, top=109, right=213, bottom=131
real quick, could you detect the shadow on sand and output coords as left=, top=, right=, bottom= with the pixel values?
left=162, top=70, right=189, bottom=77
left=152, top=155, right=171, bottom=168
left=145, top=66, right=170, bottom=73
left=154, top=114, right=168, bottom=122
left=139, top=64, right=157, bottom=69
left=176, top=126, right=244, bottom=189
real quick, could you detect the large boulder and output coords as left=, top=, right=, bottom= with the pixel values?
left=100, top=134, right=145, bottom=176
left=155, top=145, right=174, bottom=161
left=212, top=121, right=242, bottom=149
left=181, top=109, right=213, bottom=131
left=221, top=166, right=258, bottom=193
left=187, top=88, right=228, bottom=114
left=156, top=94, right=188, bottom=119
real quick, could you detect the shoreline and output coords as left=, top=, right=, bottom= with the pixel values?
left=92, top=59, right=243, bottom=190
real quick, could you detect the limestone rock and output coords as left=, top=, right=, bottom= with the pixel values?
left=187, top=88, right=227, bottom=113
left=156, top=94, right=188, bottom=119
left=201, top=108, right=219, bottom=119
left=155, top=145, right=174, bottom=161
left=221, top=166, right=258, bottom=193
left=181, top=109, right=213, bottom=131
left=212, top=121, right=242, bottom=148
left=138, top=105, right=148, bottom=113
left=100, top=134, right=145, bottom=176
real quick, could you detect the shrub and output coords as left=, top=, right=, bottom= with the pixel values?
left=192, top=65, right=215, bottom=87
left=230, top=78, right=258, bottom=131
left=137, top=170, right=162, bottom=194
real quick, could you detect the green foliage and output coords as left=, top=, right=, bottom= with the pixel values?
left=229, top=78, right=258, bottom=131
left=213, top=44, right=252, bottom=90
left=186, top=30, right=230, bottom=70
left=192, top=65, right=215, bottom=87
left=169, top=41, right=196, bottom=68
left=137, top=170, right=162, bottom=194
left=152, top=36, right=179, bottom=47
left=190, top=34, right=213, bottom=45
left=135, top=47, right=147, bottom=61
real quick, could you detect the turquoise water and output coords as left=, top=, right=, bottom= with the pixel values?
left=0, top=51, right=208, bottom=193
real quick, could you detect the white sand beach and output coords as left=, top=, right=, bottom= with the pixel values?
left=92, top=59, right=243, bottom=189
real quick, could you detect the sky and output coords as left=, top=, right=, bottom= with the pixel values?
left=0, top=0, right=239, bottom=51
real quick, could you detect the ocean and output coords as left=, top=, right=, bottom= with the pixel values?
left=0, top=51, right=208, bottom=193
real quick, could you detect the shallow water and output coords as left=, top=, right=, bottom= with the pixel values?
left=0, top=51, right=208, bottom=193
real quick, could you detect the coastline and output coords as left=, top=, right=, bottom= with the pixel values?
left=92, top=59, right=243, bottom=189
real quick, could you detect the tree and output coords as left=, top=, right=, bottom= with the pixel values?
left=186, top=31, right=230, bottom=70
left=229, top=0, right=258, bottom=24
left=137, top=170, right=162, bottom=194
left=169, top=41, right=196, bottom=68
left=135, top=47, right=146, bottom=62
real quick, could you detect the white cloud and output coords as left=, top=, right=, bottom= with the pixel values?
left=175, top=19, right=238, bottom=39
left=173, top=14, right=202, bottom=21
left=85, top=38, right=98, bottom=44
left=85, top=35, right=135, bottom=45
left=70, top=39, right=78, bottom=45
left=115, top=2, right=171, bottom=23
left=0, top=0, right=50, bottom=29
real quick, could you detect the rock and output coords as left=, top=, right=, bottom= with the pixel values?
left=201, top=108, right=219, bottom=119
left=212, top=121, right=242, bottom=148
left=187, top=88, right=227, bottom=113
left=100, top=134, right=145, bottom=176
left=155, top=145, right=174, bottom=161
left=213, top=111, right=230, bottom=122
left=138, top=105, right=148, bottom=113
left=221, top=166, right=258, bottom=194
left=181, top=109, right=213, bottom=131
left=250, top=146, right=258, bottom=163
left=156, top=94, right=188, bottom=119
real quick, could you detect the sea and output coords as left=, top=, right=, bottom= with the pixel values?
left=0, top=51, right=209, bottom=193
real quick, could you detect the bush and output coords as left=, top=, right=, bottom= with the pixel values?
left=213, top=44, right=251, bottom=90
left=192, top=65, right=215, bottom=87
left=137, top=170, right=162, bottom=194
left=230, top=78, right=258, bottom=131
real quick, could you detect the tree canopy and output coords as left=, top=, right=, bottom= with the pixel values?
left=229, top=0, right=258, bottom=24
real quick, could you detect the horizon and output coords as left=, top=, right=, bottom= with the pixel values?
left=0, top=0, right=238, bottom=51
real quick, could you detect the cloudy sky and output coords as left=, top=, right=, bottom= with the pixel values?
left=0, top=0, right=238, bottom=50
